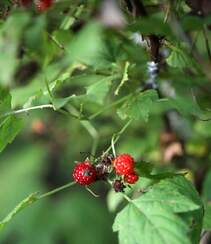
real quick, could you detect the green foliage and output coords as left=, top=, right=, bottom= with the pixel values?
left=67, top=22, right=104, bottom=65
left=113, top=176, right=203, bottom=244
left=118, top=90, right=158, bottom=121
left=0, top=115, right=23, bottom=152
left=0, top=0, right=211, bottom=243
left=85, top=76, right=113, bottom=105
left=0, top=87, right=11, bottom=114
left=203, top=204, right=211, bottom=230
left=0, top=12, right=30, bottom=86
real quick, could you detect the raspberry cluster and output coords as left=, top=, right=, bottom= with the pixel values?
left=72, top=153, right=139, bottom=192
left=19, top=0, right=53, bottom=11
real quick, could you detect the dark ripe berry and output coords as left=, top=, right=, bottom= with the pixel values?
left=72, top=161, right=97, bottom=185
left=113, top=154, right=134, bottom=175
left=95, top=154, right=113, bottom=179
left=124, top=173, right=139, bottom=184
left=35, top=0, right=53, bottom=11
left=20, top=0, right=32, bottom=6
left=113, top=179, right=126, bottom=192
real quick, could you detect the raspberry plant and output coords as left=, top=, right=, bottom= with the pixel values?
left=0, top=0, right=211, bottom=243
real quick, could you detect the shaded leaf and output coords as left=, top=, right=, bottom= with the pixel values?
left=179, top=209, right=203, bottom=244
left=85, top=76, right=113, bottom=105
left=0, top=87, right=11, bottom=114
left=130, top=17, right=172, bottom=36
left=0, top=12, right=30, bottom=86
left=167, top=50, right=189, bottom=68
left=117, top=90, right=158, bottom=121
left=203, top=204, right=211, bottom=230
left=135, top=161, right=153, bottom=177
left=0, top=116, right=23, bottom=152
left=67, top=22, right=103, bottom=65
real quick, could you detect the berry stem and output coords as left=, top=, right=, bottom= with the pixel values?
left=38, top=181, right=76, bottom=199
left=105, top=119, right=132, bottom=154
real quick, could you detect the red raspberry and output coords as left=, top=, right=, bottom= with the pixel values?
left=124, top=173, right=139, bottom=184
left=72, top=161, right=97, bottom=185
left=35, top=0, right=53, bottom=11
left=113, top=154, right=134, bottom=175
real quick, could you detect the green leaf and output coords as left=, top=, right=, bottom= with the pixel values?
left=180, top=209, right=203, bottom=244
left=0, top=192, right=39, bottom=231
left=52, top=95, right=76, bottom=110
left=67, top=22, right=103, bottom=65
left=130, top=17, right=172, bottom=36
left=85, top=76, right=113, bottom=105
left=181, top=16, right=204, bottom=31
left=167, top=50, right=190, bottom=68
left=0, top=87, right=11, bottom=114
left=203, top=204, right=211, bottom=230
left=0, top=115, right=23, bottom=152
left=139, top=176, right=202, bottom=213
left=0, top=12, right=30, bottom=86
left=159, top=95, right=202, bottom=117
left=203, top=170, right=211, bottom=200
left=117, top=90, right=158, bottom=121
left=113, top=176, right=203, bottom=244
left=113, top=201, right=191, bottom=244
left=135, top=161, right=153, bottom=177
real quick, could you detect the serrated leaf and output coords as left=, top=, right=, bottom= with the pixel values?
left=113, top=201, right=191, bottom=244
left=139, top=176, right=202, bottom=213
left=0, top=115, right=23, bottom=152
left=117, top=90, right=158, bottom=121
left=0, top=192, right=39, bottom=231
left=203, top=204, right=211, bottom=230
left=113, top=176, right=203, bottom=244
left=0, top=87, right=11, bottom=114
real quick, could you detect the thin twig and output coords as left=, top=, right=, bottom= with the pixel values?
left=0, top=104, right=54, bottom=118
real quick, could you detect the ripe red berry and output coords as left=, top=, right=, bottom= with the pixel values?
left=113, top=154, right=134, bottom=175
left=35, top=0, right=53, bottom=11
left=124, top=172, right=139, bottom=184
left=72, top=161, right=97, bottom=185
